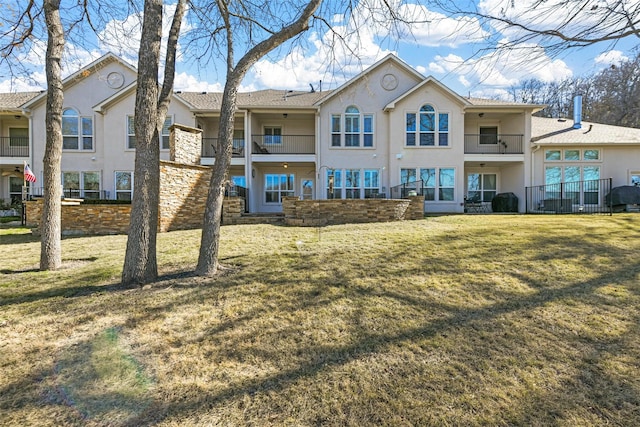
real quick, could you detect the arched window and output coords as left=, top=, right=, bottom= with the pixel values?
left=62, top=108, right=93, bottom=150
left=330, top=106, right=374, bottom=148
left=406, top=104, right=448, bottom=147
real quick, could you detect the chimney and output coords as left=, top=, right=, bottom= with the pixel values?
left=573, top=95, right=582, bottom=129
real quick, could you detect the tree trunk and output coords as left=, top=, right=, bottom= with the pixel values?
left=196, top=0, right=322, bottom=276
left=121, top=0, right=163, bottom=287
left=40, top=0, right=64, bottom=271
left=196, top=77, right=241, bottom=276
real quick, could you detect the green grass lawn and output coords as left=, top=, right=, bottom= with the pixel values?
left=1, top=215, right=639, bottom=426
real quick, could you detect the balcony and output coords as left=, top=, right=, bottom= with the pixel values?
left=201, top=138, right=245, bottom=158
left=251, top=134, right=315, bottom=155
left=0, top=137, right=29, bottom=157
left=464, top=134, right=523, bottom=154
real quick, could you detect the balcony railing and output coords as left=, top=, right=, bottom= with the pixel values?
left=464, top=134, right=523, bottom=154
left=0, top=137, right=29, bottom=157
left=251, top=134, right=315, bottom=155
left=202, top=138, right=245, bottom=158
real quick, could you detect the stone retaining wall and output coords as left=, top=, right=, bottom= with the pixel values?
left=25, top=199, right=132, bottom=235
left=282, top=196, right=424, bottom=226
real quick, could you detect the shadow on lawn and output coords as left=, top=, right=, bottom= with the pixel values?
left=119, top=228, right=640, bottom=426
left=3, top=221, right=639, bottom=425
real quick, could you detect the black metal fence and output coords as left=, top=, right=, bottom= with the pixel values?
left=464, top=134, right=523, bottom=154
left=0, top=137, right=29, bottom=157
left=525, top=178, right=613, bottom=215
left=225, top=184, right=249, bottom=213
left=390, top=180, right=425, bottom=199
left=251, top=135, right=315, bottom=154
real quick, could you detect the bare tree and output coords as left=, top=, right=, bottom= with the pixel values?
left=436, top=0, right=639, bottom=58
left=121, top=0, right=187, bottom=287
left=194, top=0, right=323, bottom=276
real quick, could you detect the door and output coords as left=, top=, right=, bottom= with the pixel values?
left=301, top=179, right=313, bottom=200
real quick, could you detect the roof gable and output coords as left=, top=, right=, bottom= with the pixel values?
left=383, top=76, right=471, bottom=111
left=23, top=52, right=138, bottom=109
left=314, top=54, right=424, bottom=106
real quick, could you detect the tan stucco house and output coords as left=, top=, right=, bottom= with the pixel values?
left=2, top=52, right=640, bottom=215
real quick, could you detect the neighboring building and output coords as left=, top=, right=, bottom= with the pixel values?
left=1, top=52, right=640, bottom=214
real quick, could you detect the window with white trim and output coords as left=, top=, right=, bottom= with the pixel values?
left=265, top=173, right=294, bottom=203
left=62, top=108, right=93, bottom=150
left=127, top=115, right=172, bottom=150
left=264, top=126, right=282, bottom=145
left=406, top=104, right=449, bottom=147
left=115, top=171, right=133, bottom=200
left=631, top=172, right=640, bottom=186
left=467, top=173, right=497, bottom=202
left=401, top=167, right=455, bottom=201
left=62, top=171, right=101, bottom=199
left=330, top=106, right=374, bottom=147
left=326, top=168, right=381, bottom=199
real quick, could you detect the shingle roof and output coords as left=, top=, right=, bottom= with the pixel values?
left=175, top=89, right=329, bottom=110
left=466, top=97, right=542, bottom=108
left=0, top=92, right=41, bottom=111
left=531, top=116, right=640, bottom=145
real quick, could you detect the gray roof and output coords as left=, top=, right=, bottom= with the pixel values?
left=466, top=97, right=544, bottom=108
left=0, top=92, right=40, bottom=111
left=531, top=116, right=640, bottom=145
left=175, top=89, right=329, bottom=110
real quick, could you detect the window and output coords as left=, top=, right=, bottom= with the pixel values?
left=420, top=168, right=436, bottom=201
left=62, top=171, right=101, bottom=199
left=545, top=150, right=561, bottom=160
left=83, top=172, right=101, bottom=199
left=364, top=169, right=380, bottom=198
left=544, top=165, right=601, bottom=205
left=479, top=127, right=498, bottom=145
left=401, top=167, right=454, bottom=201
left=326, top=169, right=341, bottom=199
left=62, top=108, right=93, bottom=150
left=564, top=149, right=580, bottom=160
left=9, top=128, right=28, bottom=147
left=62, top=172, right=80, bottom=198
left=326, top=168, right=380, bottom=199
left=344, top=169, right=361, bottom=199
left=331, top=115, right=341, bottom=147
left=9, top=177, right=23, bottom=205
left=264, top=126, right=282, bottom=145
left=631, top=172, right=640, bottom=187
left=127, top=115, right=172, bottom=149
left=331, top=106, right=374, bottom=147
left=345, top=107, right=360, bottom=147
left=127, top=116, right=136, bottom=149
left=115, top=171, right=133, bottom=200
left=467, top=173, right=497, bottom=202
left=406, top=104, right=449, bottom=146
left=439, top=168, right=455, bottom=201
left=265, top=173, right=294, bottom=203
left=584, top=149, right=599, bottom=160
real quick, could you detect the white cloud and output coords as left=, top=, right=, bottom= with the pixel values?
left=394, top=5, right=490, bottom=48
left=594, top=50, right=628, bottom=66
left=174, top=72, right=224, bottom=92
left=426, top=41, right=572, bottom=92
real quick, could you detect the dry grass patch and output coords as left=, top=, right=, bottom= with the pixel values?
left=1, top=214, right=639, bottom=426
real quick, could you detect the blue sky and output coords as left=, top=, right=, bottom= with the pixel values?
left=1, top=0, right=636, bottom=99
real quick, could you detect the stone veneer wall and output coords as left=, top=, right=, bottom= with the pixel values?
left=158, top=160, right=244, bottom=231
left=24, top=199, right=132, bottom=235
left=282, top=196, right=425, bottom=226
left=169, top=124, right=202, bottom=165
